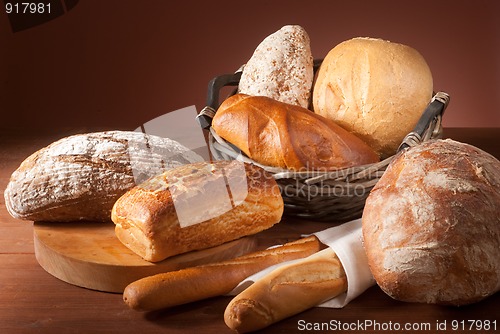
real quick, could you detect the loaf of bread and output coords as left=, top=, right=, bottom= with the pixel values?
left=362, top=139, right=500, bottom=306
left=123, top=235, right=322, bottom=311
left=212, top=94, right=379, bottom=171
left=4, top=131, right=203, bottom=222
left=224, top=247, right=347, bottom=333
left=111, top=160, right=284, bottom=262
left=313, top=37, right=434, bottom=158
left=238, top=25, right=314, bottom=108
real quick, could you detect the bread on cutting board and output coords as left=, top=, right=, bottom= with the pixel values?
left=112, top=160, right=284, bottom=262
left=4, top=131, right=203, bottom=222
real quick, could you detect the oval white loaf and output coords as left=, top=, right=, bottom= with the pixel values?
left=362, top=139, right=500, bottom=306
left=238, top=25, right=314, bottom=108
left=4, top=131, right=203, bottom=222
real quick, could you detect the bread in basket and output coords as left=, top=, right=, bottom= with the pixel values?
left=196, top=62, right=449, bottom=222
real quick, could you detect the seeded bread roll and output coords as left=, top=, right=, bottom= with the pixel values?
left=112, top=160, right=284, bottom=262
left=362, top=139, right=500, bottom=306
left=238, top=25, right=314, bottom=108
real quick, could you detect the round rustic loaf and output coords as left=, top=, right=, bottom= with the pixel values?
left=362, top=139, right=500, bottom=306
left=313, top=37, right=433, bottom=158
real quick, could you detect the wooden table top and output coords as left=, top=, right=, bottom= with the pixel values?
left=1, top=127, right=499, bottom=334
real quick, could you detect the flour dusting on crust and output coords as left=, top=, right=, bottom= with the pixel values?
left=362, top=139, right=500, bottom=306
left=4, top=131, right=203, bottom=222
left=238, top=25, right=314, bottom=108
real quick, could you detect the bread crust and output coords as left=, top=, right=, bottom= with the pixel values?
left=313, top=37, right=433, bottom=158
left=123, top=236, right=322, bottom=311
left=238, top=25, right=314, bottom=108
left=213, top=94, right=379, bottom=171
left=362, top=139, right=500, bottom=305
left=4, top=131, right=202, bottom=222
left=224, top=247, right=347, bottom=333
left=112, top=160, right=284, bottom=262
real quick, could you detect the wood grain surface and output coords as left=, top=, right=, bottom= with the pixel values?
left=1, top=127, right=499, bottom=334
left=33, top=221, right=262, bottom=293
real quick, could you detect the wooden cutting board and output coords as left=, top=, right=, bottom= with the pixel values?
left=33, top=221, right=260, bottom=293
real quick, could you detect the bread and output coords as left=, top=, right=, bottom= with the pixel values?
left=238, top=25, right=314, bottom=108
left=4, top=131, right=203, bottom=222
left=111, top=160, right=284, bottom=262
left=362, top=139, right=500, bottom=306
left=212, top=94, right=379, bottom=171
left=123, top=235, right=322, bottom=311
left=313, top=37, right=434, bottom=158
left=224, top=248, right=347, bottom=333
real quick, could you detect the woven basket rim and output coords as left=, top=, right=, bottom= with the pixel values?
left=205, top=92, right=449, bottom=221
left=208, top=113, right=443, bottom=180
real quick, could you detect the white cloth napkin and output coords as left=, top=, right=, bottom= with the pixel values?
left=314, top=218, right=375, bottom=307
left=228, top=218, right=375, bottom=308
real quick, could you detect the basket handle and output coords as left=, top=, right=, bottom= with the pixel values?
left=398, top=92, right=450, bottom=152
left=197, top=59, right=324, bottom=130
left=196, top=70, right=243, bottom=129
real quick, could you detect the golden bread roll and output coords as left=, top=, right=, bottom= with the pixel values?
left=313, top=37, right=433, bottom=158
left=212, top=94, right=379, bottom=171
left=363, top=139, right=500, bottom=305
left=112, top=160, right=283, bottom=262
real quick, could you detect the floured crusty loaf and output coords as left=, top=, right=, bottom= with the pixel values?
left=4, top=131, right=203, bottom=222
left=313, top=37, right=433, bottom=158
left=212, top=94, right=379, bottom=171
left=111, top=160, right=284, bottom=262
left=238, top=25, right=314, bottom=108
left=362, top=139, right=500, bottom=306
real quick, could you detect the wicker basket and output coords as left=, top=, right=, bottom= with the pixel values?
left=197, top=63, right=450, bottom=222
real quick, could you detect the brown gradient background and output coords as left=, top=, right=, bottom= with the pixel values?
left=1, top=0, right=499, bottom=131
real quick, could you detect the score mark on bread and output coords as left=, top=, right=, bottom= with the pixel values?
left=4, top=131, right=203, bottom=223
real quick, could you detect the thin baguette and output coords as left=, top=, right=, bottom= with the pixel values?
left=123, top=236, right=322, bottom=311
left=224, top=248, right=347, bottom=333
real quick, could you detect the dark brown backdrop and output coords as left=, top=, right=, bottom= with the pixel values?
left=1, top=0, right=499, bottom=131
